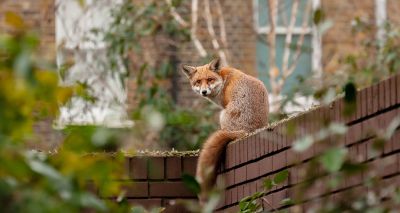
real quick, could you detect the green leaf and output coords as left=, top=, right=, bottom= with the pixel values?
left=28, top=159, right=62, bottom=181
left=181, top=174, right=200, bottom=194
left=344, top=82, right=357, bottom=103
left=319, top=147, right=348, bottom=173
left=313, top=9, right=325, bottom=25
left=263, top=178, right=274, bottom=190
left=293, top=135, right=314, bottom=152
left=280, top=198, right=294, bottom=206
left=273, top=170, right=289, bottom=184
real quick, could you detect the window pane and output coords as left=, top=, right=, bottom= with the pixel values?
left=257, top=0, right=311, bottom=28
left=256, top=35, right=312, bottom=94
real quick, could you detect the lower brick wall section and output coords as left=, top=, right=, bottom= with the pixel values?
left=215, top=73, right=400, bottom=211
left=100, top=156, right=198, bottom=211
left=108, top=73, right=400, bottom=212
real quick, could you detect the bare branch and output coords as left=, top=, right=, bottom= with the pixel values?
left=215, top=0, right=227, bottom=47
left=191, top=0, right=207, bottom=57
left=286, top=0, right=312, bottom=76
left=282, top=0, right=299, bottom=75
left=204, top=0, right=228, bottom=66
left=165, top=0, right=189, bottom=28
left=262, top=197, right=277, bottom=211
left=267, top=0, right=278, bottom=95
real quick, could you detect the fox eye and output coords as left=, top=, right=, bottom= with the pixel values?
left=194, top=80, right=201, bottom=85
left=207, top=78, right=215, bottom=83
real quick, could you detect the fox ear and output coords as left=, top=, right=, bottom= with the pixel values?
left=181, top=65, right=196, bottom=78
left=209, top=58, right=221, bottom=72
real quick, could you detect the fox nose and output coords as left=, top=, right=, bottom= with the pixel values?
left=201, top=90, right=207, bottom=96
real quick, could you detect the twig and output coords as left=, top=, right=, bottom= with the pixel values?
left=281, top=0, right=299, bottom=76
left=262, top=197, right=278, bottom=211
left=191, top=0, right=207, bottom=57
left=267, top=0, right=278, bottom=95
left=286, top=0, right=312, bottom=76
left=204, top=0, right=228, bottom=66
left=165, top=0, right=189, bottom=28
left=215, top=0, right=227, bottom=47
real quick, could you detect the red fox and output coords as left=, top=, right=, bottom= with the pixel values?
left=181, top=58, right=269, bottom=202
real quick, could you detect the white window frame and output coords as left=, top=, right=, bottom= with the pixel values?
left=55, top=0, right=133, bottom=128
left=375, top=0, right=387, bottom=43
left=252, top=0, right=322, bottom=74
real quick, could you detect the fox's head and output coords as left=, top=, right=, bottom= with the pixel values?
left=181, top=58, right=224, bottom=97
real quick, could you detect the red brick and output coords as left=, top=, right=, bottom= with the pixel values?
left=256, top=133, right=262, bottom=158
left=246, top=161, right=259, bottom=180
left=381, top=154, right=398, bottom=177
left=259, top=156, right=273, bottom=176
left=225, top=188, right=232, bottom=206
left=225, top=144, right=232, bottom=169
left=241, top=141, right=246, bottom=164
left=231, top=186, right=238, bottom=203
left=390, top=76, right=397, bottom=106
left=397, top=74, right=400, bottom=103
left=235, top=142, right=240, bottom=166
left=130, top=157, right=148, bottom=179
left=356, top=91, right=362, bottom=119
left=149, top=182, right=195, bottom=197
left=127, top=199, right=162, bottom=209
left=384, top=78, right=391, bottom=109
left=391, top=130, right=400, bottom=152
left=273, top=151, right=286, bottom=171
left=148, top=157, right=165, bottom=180
left=250, top=181, right=257, bottom=195
left=379, top=81, right=385, bottom=111
left=366, top=87, right=374, bottom=116
left=234, top=166, right=246, bottom=184
left=361, top=89, right=368, bottom=118
left=243, top=139, right=248, bottom=163
left=182, top=156, right=197, bottom=176
left=372, top=84, right=379, bottom=113
left=243, top=183, right=250, bottom=198
left=272, top=190, right=287, bottom=209
left=261, top=131, right=268, bottom=156
left=226, top=170, right=235, bottom=187
left=166, top=157, right=181, bottom=179
left=237, top=185, right=244, bottom=201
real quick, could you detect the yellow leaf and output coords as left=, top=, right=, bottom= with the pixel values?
left=56, top=87, right=73, bottom=105
left=5, top=11, right=25, bottom=29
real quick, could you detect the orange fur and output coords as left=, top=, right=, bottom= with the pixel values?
left=196, top=130, right=246, bottom=202
left=181, top=58, right=269, bottom=203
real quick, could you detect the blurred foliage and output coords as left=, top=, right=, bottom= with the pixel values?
left=274, top=9, right=400, bottom=122
left=238, top=9, right=400, bottom=212
left=239, top=170, right=290, bottom=212
left=0, top=11, right=155, bottom=212
left=98, top=0, right=216, bottom=150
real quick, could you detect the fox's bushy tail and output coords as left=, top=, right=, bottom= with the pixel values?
left=196, top=130, right=246, bottom=202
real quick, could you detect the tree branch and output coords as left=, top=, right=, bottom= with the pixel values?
left=165, top=0, right=189, bottom=28
left=267, top=0, right=278, bottom=95
left=281, top=0, right=299, bottom=76
left=191, top=0, right=207, bottom=57
left=286, top=0, right=312, bottom=77
left=204, top=0, right=228, bottom=66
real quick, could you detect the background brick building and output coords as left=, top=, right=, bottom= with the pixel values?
left=1, top=0, right=400, bottom=142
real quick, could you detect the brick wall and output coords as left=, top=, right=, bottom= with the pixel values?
left=216, top=73, right=400, bottom=212
left=0, top=0, right=55, bottom=60
left=116, top=73, right=399, bottom=212
left=101, top=156, right=198, bottom=212
left=2, top=0, right=396, bottom=109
